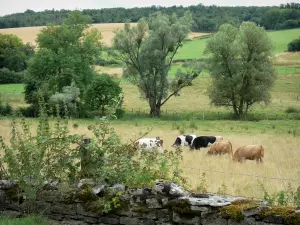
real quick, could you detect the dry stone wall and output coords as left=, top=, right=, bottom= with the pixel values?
left=0, top=180, right=299, bottom=225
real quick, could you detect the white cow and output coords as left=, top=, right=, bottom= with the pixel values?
left=136, top=137, right=164, bottom=154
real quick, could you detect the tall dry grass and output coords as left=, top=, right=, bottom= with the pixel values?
left=0, top=119, right=299, bottom=199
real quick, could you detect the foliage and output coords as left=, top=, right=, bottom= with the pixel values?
left=114, top=11, right=203, bottom=116
left=24, top=10, right=102, bottom=114
left=0, top=33, right=34, bottom=72
left=287, top=37, right=300, bottom=52
left=0, top=95, right=13, bottom=116
left=0, top=102, right=184, bottom=213
left=285, top=106, right=300, bottom=114
left=84, top=74, right=123, bottom=116
left=0, top=68, right=25, bottom=84
left=205, top=22, right=277, bottom=118
left=0, top=215, right=52, bottom=225
left=1, top=3, right=300, bottom=31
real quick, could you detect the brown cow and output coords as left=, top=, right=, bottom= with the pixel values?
left=207, top=141, right=233, bottom=157
left=233, top=145, right=264, bottom=163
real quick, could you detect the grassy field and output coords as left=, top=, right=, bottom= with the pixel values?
left=0, top=215, right=53, bottom=225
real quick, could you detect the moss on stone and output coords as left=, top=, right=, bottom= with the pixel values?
left=165, top=199, right=203, bottom=216
left=220, top=205, right=246, bottom=222
left=260, top=206, right=299, bottom=225
left=131, top=205, right=150, bottom=213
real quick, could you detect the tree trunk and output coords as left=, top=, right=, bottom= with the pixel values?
left=150, top=105, right=161, bottom=117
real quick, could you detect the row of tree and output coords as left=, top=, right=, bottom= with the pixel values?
left=1, top=3, right=300, bottom=31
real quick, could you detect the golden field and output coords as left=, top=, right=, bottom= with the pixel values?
left=0, top=118, right=299, bottom=199
left=0, top=23, right=209, bottom=46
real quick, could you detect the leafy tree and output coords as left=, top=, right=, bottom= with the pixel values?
left=24, top=10, right=102, bottom=113
left=288, top=37, right=300, bottom=51
left=0, top=33, right=34, bottom=72
left=205, top=22, right=276, bottom=118
left=84, top=74, right=123, bottom=116
left=113, top=12, right=202, bottom=117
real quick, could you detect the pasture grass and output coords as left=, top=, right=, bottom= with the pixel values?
left=0, top=118, right=299, bottom=199
left=0, top=215, right=53, bottom=225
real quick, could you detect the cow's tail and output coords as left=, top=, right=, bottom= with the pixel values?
left=228, top=141, right=233, bottom=159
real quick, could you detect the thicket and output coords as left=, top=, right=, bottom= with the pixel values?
left=287, top=37, right=300, bottom=51
left=1, top=3, right=300, bottom=31
left=0, top=102, right=184, bottom=213
left=0, top=68, right=25, bottom=84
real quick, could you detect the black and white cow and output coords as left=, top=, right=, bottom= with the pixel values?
left=190, top=136, right=223, bottom=150
left=136, top=137, right=164, bottom=154
left=171, top=134, right=197, bottom=147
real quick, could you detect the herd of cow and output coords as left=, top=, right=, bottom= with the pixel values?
left=136, top=134, right=264, bottom=163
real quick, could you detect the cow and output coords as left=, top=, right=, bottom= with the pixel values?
left=171, top=134, right=197, bottom=147
left=136, top=137, right=164, bottom=154
left=233, top=145, right=264, bottom=163
left=207, top=141, right=233, bottom=157
left=190, top=136, right=222, bottom=150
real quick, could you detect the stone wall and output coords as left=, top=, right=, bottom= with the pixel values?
left=0, top=180, right=299, bottom=225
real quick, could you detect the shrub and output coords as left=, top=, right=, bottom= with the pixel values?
left=285, top=107, right=299, bottom=114
left=288, top=37, right=300, bottom=52
left=84, top=74, right=123, bottom=116
left=0, top=102, right=13, bottom=116
left=0, top=68, right=25, bottom=84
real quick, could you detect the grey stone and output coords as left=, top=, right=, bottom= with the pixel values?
left=108, top=184, right=126, bottom=192
left=77, top=179, right=95, bottom=188
left=139, top=220, right=155, bottom=225
left=114, top=208, right=133, bottom=217
left=133, top=210, right=157, bottom=219
left=48, top=213, right=64, bottom=221
left=51, top=203, right=76, bottom=215
left=0, top=210, right=22, bottom=218
left=77, top=204, right=102, bottom=217
left=228, top=217, right=255, bottom=225
left=128, top=189, right=144, bottom=196
left=0, top=180, right=16, bottom=189
left=256, top=222, right=279, bottom=225
left=242, top=207, right=260, bottom=217
left=180, top=195, right=244, bottom=207
left=201, top=216, right=228, bottom=225
left=83, top=216, right=99, bottom=224
left=60, top=220, right=88, bottom=225
left=169, top=182, right=188, bottom=197
left=172, top=211, right=200, bottom=224
left=146, top=198, right=162, bottom=209
left=120, top=217, right=140, bottom=225
left=157, top=209, right=169, bottom=220
left=161, top=198, right=168, bottom=206
left=43, top=180, right=60, bottom=190
left=99, top=216, right=120, bottom=224
left=191, top=206, right=210, bottom=212
left=20, top=201, right=51, bottom=214
left=92, top=184, right=105, bottom=195
left=155, top=223, right=172, bottom=225
left=295, top=209, right=300, bottom=213
left=262, top=214, right=284, bottom=224
left=38, top=190, right=64, bottom=202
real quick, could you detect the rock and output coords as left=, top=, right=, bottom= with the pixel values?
left=37, top=190, right=64, bottom=202
left=99, top=216, right=120, bottom=224
left=59, top=220, right=88, bottom=225
left=172, top=211, right=200, bottom=224
left=295, top=209, right=300, bottom=213
left=92, top=184, right=105, bottom=195
left=169, top=182, right=188, bottom=197
left=129, top=189, right=144, bottom=196
left=0, top=210, right=22, bottom=218
left=83, top=216, right=99, bottom=224
left=161, top=198, right=168, bottom=206
left=77, top=179, right=95, bottom=189
left=133, top=209, right=157, bottom=220
left=20, top=201, right=51, bottom=214
left=0, top=190, right=7, bottom=208
left=0, top=180, right=16, bottom=189
left=146, top=198, right=162, bottom=209
left=242, top=207, right=260, bottom=217
left=201, top=216, right=228, bottom=225
left=108, top=184, right=126, bottom=192
left=190, top=206, right=210, bottom=212
left=48, top=213, right=64, bottom=221
left=77, top=204, right=102, bottom=217
left=51, top=203, right=76, bottom=215
left=228, top=217, right=255, bottom=225
left=180, top=194, right=244, bottom=207
left=43, top=180, right=60, bottom=190
left=120, top=217, right=140, bottom=225
left=155, top=223, right=172, bottom=225
left=139, top=220, right=155, bottom=225
left=157, top=209, right=170, bottom=221
left=262, top=214, right=284, bottom=224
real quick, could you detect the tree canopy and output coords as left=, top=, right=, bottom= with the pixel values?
left=24, top=11, right=103, bottom=115
left=1, top=3, right=300, bottom=31
left=205, top=22, right=277, bottom=118
left=113, top=11, right=202, bottom=117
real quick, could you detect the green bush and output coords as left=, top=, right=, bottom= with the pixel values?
left=285, top=107, right=299, bottom=114
left=0, top=102, right=13, bottom=116
left=0, top=68, right=25, bottom=84
left=84, top=74, right=123, bottom=116
left=288, top=37, right=300, bottom=52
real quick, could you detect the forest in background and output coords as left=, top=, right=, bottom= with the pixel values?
left=1, top=3, right=300, bottom=31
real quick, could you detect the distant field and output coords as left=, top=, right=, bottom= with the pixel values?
left=0, top=23, right=209, bottom=47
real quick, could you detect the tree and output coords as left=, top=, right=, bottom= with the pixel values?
left=288, top=37, right=300, bottom=51
left=0, top=33, right=34, bottom=72
left=24, top=10, right=102, bottom=113
left=84, top=74, right=122, bottom=116
left=113, top=12, right=202, bottom=117
left=205, top=22, right=276, bottom=118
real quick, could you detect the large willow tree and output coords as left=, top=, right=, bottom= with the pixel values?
left=113, top=12, right=202, bottom=117
left=205, top=22, right=277, bottom=118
